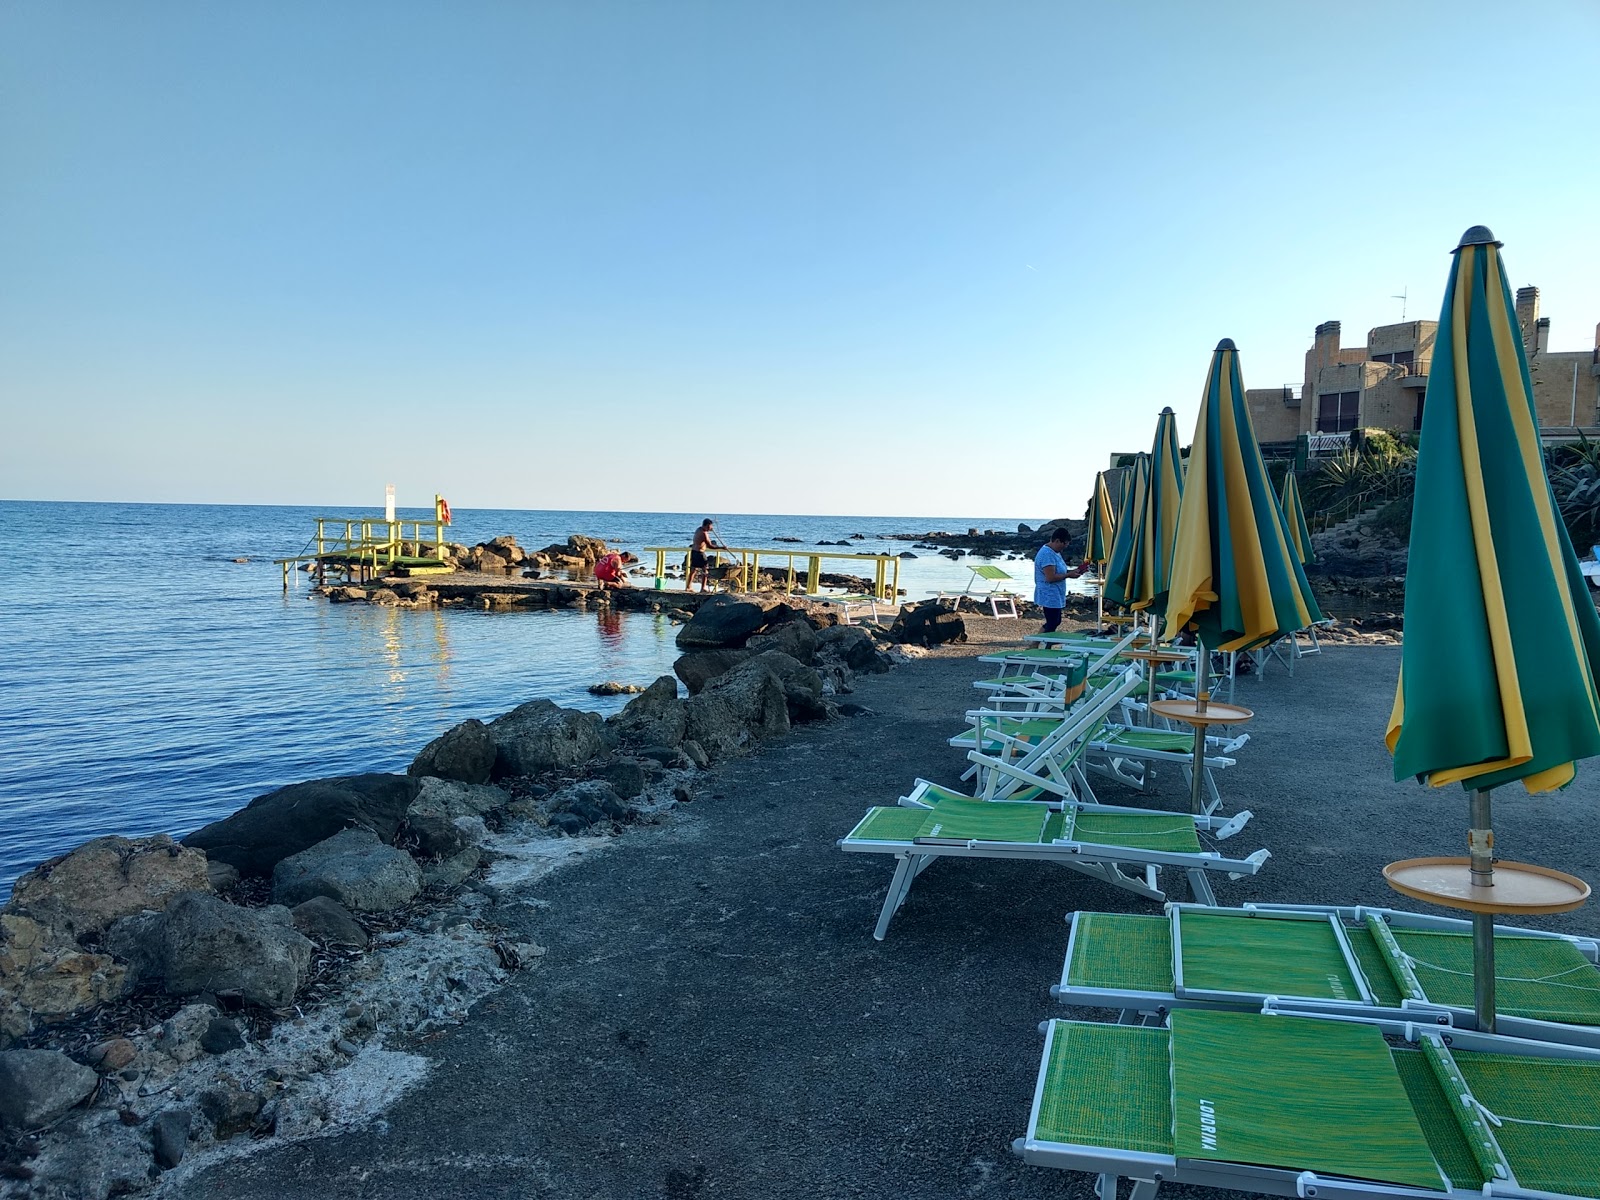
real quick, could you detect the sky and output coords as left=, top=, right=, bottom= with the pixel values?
left=3, top=1, right=1599, bottom=519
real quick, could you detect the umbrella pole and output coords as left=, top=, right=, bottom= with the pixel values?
left=1470, top=787, right=1497, bottom=1034
left=1189, top=639, right=1210, bottom=815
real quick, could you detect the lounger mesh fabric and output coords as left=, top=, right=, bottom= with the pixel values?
left=1388, top=929, right=1600, bottom=1025
left=1455, top=1052, right=1600, bottom=1194
left=1065, top=914, right=1174, bottom=992
left=845, top=808, right=933, bottom=842
left=914, top=798, right=1048, bottom=843
left=1066, top=810, right=1201, bottom=853
left=1168, top=1010, right=1445, bottom=1190
left=1176, top=912, right=1363, bottom=1001
left=1097, top=728, right=1195, bottom=753
left=1344, top=924, right=1408, bottom=1007
left=1035, top=1022, right=1172, bottom=1154
left=1389, top=1050, right=1484, bottom=1189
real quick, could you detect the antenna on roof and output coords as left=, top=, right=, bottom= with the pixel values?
left=1392, top=287, right=1408, bottom=321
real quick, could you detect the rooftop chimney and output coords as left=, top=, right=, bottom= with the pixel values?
left=1516, top=286, right=1540, bottom=352
left=1534, top=317, right=1550, bottom=356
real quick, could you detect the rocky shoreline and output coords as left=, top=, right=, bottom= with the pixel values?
left=0, top=590, right=936, bottom=1198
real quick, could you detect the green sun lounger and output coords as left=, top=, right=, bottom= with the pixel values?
left=837, top=789, right=1266, bottom=939
left=1054, top=902, right=1600, bottom=1049
left=1016, top=1007, right=1600, bottom=1199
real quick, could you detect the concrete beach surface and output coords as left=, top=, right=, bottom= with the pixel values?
left=138, top=619, right=1598, bottom=1200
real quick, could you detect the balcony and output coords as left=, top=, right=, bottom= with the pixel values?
left=1398, top=360, right=1428, bottom=390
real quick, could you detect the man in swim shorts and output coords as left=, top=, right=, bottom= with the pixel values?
left=690, top=519, right=724, bottom=592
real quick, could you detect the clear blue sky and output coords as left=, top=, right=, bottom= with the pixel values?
left=4, top=1, right=1598, bottom=518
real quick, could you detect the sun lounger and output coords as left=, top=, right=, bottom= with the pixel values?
left=1053, top=902, right=1600, bottom=1048
left=1081, top=724, right=1249, bottom=816
left=940, top=564, right=1022, bottom=618
left=809, top=593, right=883, bottom=625
left=838, top=788, right=1265, bottom=939
left=1016, top=1006, right=1600, bottom=1200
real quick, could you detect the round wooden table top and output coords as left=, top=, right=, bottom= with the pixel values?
left=1148, top=698, right=1254, bottom=726
left=1383, top=857, right=1591, bottom=915
left=1120, top=648, right=1192, bottom=664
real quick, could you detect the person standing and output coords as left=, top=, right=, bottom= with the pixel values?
left=689, top=519, right=725, bottom=593
left=1033, top=528, right=1086, bottom=633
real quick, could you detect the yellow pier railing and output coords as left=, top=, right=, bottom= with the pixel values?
left=277, top=495, right=455, bottom=589
left=644, top=545, right=901, bottom=601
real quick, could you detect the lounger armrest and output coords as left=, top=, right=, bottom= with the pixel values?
left=1228, top=849, right=1271, bottom=880
left=1213, top=810, right=1252, bottom=840
left=1213, top=732, right=1250, bottom=754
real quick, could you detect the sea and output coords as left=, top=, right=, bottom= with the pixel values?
left=0, top=500, right=1052, bottom=895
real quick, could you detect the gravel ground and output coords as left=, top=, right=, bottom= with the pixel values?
left=166, top=617, right=1600, bottom=1200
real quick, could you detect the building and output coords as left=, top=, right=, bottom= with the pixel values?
left=1248, top=287, right=1600, bottom=448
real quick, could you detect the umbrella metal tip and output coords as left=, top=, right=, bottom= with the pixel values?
left=1159, top=406, right=1174, bottom=415
left=1214, top=338, right=1237, bottom=352
left=1457, top=225, right=1502, bottom=249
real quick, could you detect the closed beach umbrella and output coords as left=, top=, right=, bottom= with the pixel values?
left=1137, top=406, right=1187, bottom=617
left=1085, top=471, right=1117, bottom=625
left=1085, top=472, right=1115, bottom=566
left=1165, top=341, right=1323, bottom=652
left=1280, top=471, right=1315, bottom=566
left=1384, top=227, right=1600, bottom=1030
left=1101, top=453, right=1150, bottom=610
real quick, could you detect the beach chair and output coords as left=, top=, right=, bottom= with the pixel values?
left=809, top=593, right=882, bottom=625
left=941, top=564, right=1023, bottom=618
left=1081, top=724, right=1249, bottom=816
left=1016, top=1006, right=1600, bottom=1200
left=1052, top=902, right=1600, bottom=1049
left=839, top=789, right=1263, bottom=939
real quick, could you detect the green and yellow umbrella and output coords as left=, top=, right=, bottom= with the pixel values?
left=1280, top=471, right=1315, bottom=566
left=1166, top=341, right=1324, bottom=652
left=1101, top=452, right=1150, bottom=611
left=1138, top=406, right=1187, bottom=617
left=1384, top=226, right=1600, bottom=1033
left=1085, top=471, right=1117, bottom=626
left=1085, top=472, right=1115, bottom=566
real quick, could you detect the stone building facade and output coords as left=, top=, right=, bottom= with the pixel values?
left=1248, top=287, right=1600, bottom=445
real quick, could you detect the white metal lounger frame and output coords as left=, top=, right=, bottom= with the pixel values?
left=1050, top=902, right=1600, bottom=1050
left=841, top=789, right=1264, bottom=939
left=1014, top=1012, right=1600, bottom=1200
left=1081, top=725, right=1251, bottom=816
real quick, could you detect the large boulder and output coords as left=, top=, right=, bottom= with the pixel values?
left=5, top=834, right=210, bottom=939
left=749, top=651, right=829, bottom=722
left=0, top=1049, right=98, bottom=1129
left=673, top=648, right=750, bottom=695
left=606, top=676, right=687, bottom=749
left=682, top=658, right=791, bottom=760
left=674, top=595, right=767, bottom=649
left=411, top=775, right=508, bottom=819
left=545, top=781, right=629, bottom=834
left=489, top=699, right=606, bottom=778
left=0, top=915, right=128, bottom=1046
left=745, top=619, right=817, bottom=664
left=183, top=774, right=420, bottom=877
left=816, top=625, right=891, bottom=672
left=271, top=829, right=422, bottom=912
left=290, top=897, right=369, bottom=948
left=403, top=793, right=488, bottom=860
left=889, top=600, right=967, bottom=647
left=160, top=892, right=312, bottom=1008
left=408, top=718, right=496, bottom=784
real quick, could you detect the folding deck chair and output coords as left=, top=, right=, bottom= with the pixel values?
left=1053, top=902, right=1600, bottom=1049
left=942, top=564, right=1023, bottom=618
left=809, top=593, right=882, bottom=625
left=1016, top=1006, right=1600, bottom=1200
left=837, top=788, right=1265, bottom=939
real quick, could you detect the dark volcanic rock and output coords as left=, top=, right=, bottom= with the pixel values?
left=889, top=600, right=967, bottom=647
left=183, top=774, right=421, bottom=877
left=0, top=1049, right=98, bottom=1129
left=161, top=893, right=312, bottom=1007
left=674, top=595, right=767, bottom=649
left=488, top=700, right=606, bottom=779
left=673, top=649, right=751, bottom=695
left=271, top=829, right=422, bottom=912
left=682, top=658, right=792, bottom=760
left=606, top=677, right=688, bottom=749
left=151, top=1108, right=191, bottom=1169
left=290, top=897, right=369, bottom=948
left=408, top=718, right=496, bottom=784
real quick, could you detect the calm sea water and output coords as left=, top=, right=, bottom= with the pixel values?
left=0, top=501, right=1046, bottom=894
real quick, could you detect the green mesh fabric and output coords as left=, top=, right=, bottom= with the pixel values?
left=1006, top=648, right=1084, bottom=661
left=1169, top=1010, right=1444, bottom=1191
left=1099, top=729, right=1194, bottom=752
left=1421, top=1038, right=1507, bottom=1184
left=1175, top=912, right=1363, bottom=1002
left=1155, top=671, right=1197, bottom=685
left=914, top=797, right=1048, bottom=844
left=919, top=782, right=970, bottom=804
left=1344, top=925, right=1407, bottom=1007
left=1041, top=811, right=1067, bottom=841
left=844, top=807, right=928, bottom=842
left=1035, top=1021, right=1173, bottom=1153
left=1391, top=930, right=1600, bottom=1025
left=1066, top=914, right=1175, bottom=992
left=1065, top=810, right=1202, bottom=853
left=1457, top=1052, right=1600, bottom=1195
left=1390, top=1049, right=1484, bottom=1190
